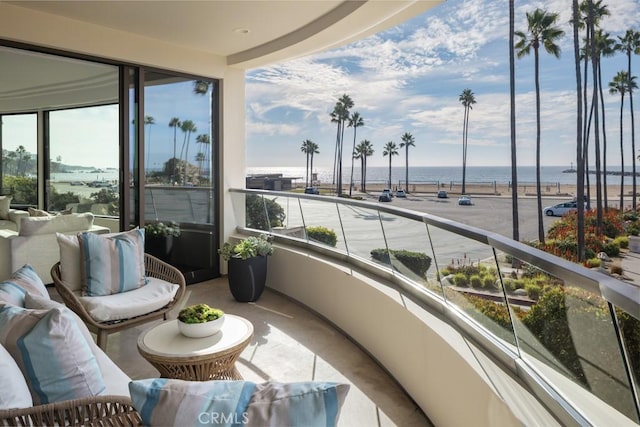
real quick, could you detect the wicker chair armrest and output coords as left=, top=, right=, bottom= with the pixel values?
left=0, top=395, right=142, bottom=426
left=50, top=262, right=102, bottom=329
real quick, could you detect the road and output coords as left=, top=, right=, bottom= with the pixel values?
left=361, top=192, right=572, bottom=242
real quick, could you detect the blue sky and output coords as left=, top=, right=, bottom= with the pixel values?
left=245, top=0, right=640, bottom=169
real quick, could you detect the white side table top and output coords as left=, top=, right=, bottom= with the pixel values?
left=138, top=314, right=254, bottom=358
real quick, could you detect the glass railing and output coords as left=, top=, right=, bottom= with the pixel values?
left=230, top=188, right=640, bottom=425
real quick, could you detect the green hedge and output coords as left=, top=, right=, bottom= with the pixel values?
left=306, top=226, right=337, bottom=247
left=370, top=248, right=432, bottom=278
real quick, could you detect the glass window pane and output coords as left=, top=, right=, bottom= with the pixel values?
left=1, top=114, right=37, bottom=206
left=49, top=106, right=119, bottom=215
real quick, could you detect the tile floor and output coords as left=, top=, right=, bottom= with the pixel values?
left=54, top=277, right=432, bottom=427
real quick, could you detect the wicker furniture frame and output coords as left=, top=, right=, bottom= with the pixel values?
left=137, top=316, right=254, bottom=381
left=51, top=253, right=186, bottom=350
left=0, top=395, right=142, bottom=426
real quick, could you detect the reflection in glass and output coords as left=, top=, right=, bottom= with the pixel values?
left=505, top=257, right=638, bottom=421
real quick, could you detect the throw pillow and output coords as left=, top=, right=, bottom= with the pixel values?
left=0, top=196, right=11, bottom=220
left=0, top=343, right=33, bottom=410
left=0, top=305, right=105, bottom=404
left=78, top=228, right=146, bottom=296
left=24, top=293, right=95, bottom=347
left=129, top=379, right=349, bottom=427
left=0, top=265, right=49, bottom=306
left=56, top=232, right=83, bottom=292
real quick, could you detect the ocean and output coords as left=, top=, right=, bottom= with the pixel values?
left=247, top=165, right=636, bottom=186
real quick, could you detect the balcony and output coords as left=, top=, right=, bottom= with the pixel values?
left=219, top=188, right=640, bottom=426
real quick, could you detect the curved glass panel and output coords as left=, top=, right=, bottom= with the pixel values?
left=338, top=204, right=387, bottom=265
left=299, top=198, right=346, bottom=252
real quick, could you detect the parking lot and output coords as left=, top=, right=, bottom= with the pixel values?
left=364, top=191, right=570, bottom=242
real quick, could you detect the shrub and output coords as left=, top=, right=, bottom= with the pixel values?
left=246, top=194, right=285, bottom=231
left=602, top=240, right=620, bottom=258
left=584, top=258, right=601, bottom=268
left=483, top=275, right=497, bottom=289
left=610, top=263, right=623, bottom=275
left=466, top=295, right=513, bottom=330
left=469, top=274, right=483, bottom=288
left=370, top=249, right=432, bottom=277
left=49, top=190, right=80, bottom=211
left=524, top=283, right=541, bottom=300
left=613, top=235, right=628, bottom=249
left=452, top=273, right=468, bottom=287
left=306, top=226, right=337, bottom=247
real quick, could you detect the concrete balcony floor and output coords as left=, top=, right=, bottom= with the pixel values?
left=66, top=277, right=433, bottom=427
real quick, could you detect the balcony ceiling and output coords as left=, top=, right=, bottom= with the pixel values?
left=3, top=0, right=440, bottom=68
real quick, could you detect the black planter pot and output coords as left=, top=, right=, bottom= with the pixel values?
left=145, top=235, right=174, bottom=262
left=227, top=255, right=268, bottom=302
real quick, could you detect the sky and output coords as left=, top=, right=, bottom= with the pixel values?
left=245, top=0, right=640, bottom=169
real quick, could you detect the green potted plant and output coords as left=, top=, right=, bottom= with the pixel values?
left=219, top=235, right=274, bottom=302
left=144, top=221, right=181, bottom=262
left=177, top=303, right=225, bottom=338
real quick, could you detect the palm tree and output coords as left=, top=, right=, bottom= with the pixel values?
left=300, top=139, right=312, bottom=187
left=459, top=89, right=476, bottom=195
left=355, top=140, right=374, bottom=192
left=309, top=141, right=319, bottom=186
left=329, top=95, right=353, bottom=196
left=594, top=30, right=616, bottom=209
left=572, top=0, right=585, bottom=261
left=144, top=115, right=155, bottom=175
left=609, top=71, right=637, bottom=209
left=179, top=120, right=197, bottom=185
left=195, top=134, right=210, bottom=182
left=515, top=8, right=564, bottom=244
left=348, top=112, right=364, bottom=196
left=399, top=132, right=415, bottom=193
left=382, top=141, right=398, bottom=188
left=616, top=30, right=640, bottom=209
left=509, top=0, right=519, bottom=242
left=168, top=117, right=181, bottom=184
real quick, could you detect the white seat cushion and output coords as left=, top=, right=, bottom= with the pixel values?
left=77, top=277, right=179, bottom=322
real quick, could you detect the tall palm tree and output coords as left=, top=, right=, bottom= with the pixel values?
left=330, top=95, right=353, bottom=196
left=399, top=132, right=415, bottom=193
left=616, top=30, right=640, bottom=209
left=144, top=115, right=155, bottom=175
left=168, top=117, right=181, bottom=184
left=308, top=141, right=319, bottom=186
left=572, top=0, right=585, bottom=261
left=179, top=120, right=197, bottom=185
left=382, top=141, right=398, bottom=188
left=300, top=139, right=312, bottom=187
left=458, top=89, right=476, bottom=195
left=355, top=140, right=374, bottom=192
left=609, top=71, right=637, bottom=209
left=195, top=134, right=210, bottom=182
left=594, top=30, right=616, bottom=210
left=515, top=8, right=564, bottom=244
left=509, top=0, right=519, bottom=241
left=348, top=112, right=364, bottom=196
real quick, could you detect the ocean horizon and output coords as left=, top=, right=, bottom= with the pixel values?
left=247, top=165, right=637, bottom=186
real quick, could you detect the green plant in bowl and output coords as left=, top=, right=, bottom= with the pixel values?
left=178, top=304, right=224, bottom=324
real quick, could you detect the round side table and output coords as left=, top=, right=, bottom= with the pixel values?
left=137, top=314, right=253, bottom=381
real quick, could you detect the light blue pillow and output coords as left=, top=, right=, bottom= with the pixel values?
left=0, top=265, right=49, bottom=307
left=78, top=228, right=146, bottom=296
left=129, top=378, right=349, bottom=427
left=0, top=305, right=105, bottom=404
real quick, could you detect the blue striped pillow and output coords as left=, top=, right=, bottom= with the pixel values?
left=0, top=265, right=49, bottom=307
left=78, top=229, right=146, bottom=296
left=129, top=379, right=349, bottom=427
left=0, top=305, right=105, bottom=405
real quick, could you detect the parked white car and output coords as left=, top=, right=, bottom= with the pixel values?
left=543, top=201, right=577, bottom=217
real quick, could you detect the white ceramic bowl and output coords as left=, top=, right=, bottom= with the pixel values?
left=178, top=315, right=225, bottom=338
